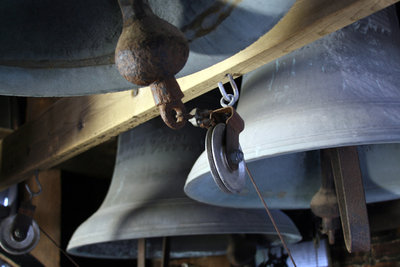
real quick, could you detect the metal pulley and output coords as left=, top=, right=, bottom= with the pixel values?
left=185, top=7, right=400, bottom=210
left=206, top=113, right=245, bottom=194
left=0, top=206, right=40, bottom=255
left=190, top=75, right=246, bottom=193
left=0, top=176, right=41, bottom=255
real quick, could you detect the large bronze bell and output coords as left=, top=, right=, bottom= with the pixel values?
left=185, top=7, right=400, bottom=209
left=66, top=117, right=301, bottom=259
left=0, top=0, right=294, bottom=96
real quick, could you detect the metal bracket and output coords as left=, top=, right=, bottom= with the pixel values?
left=210, top=106, right=244, bottom=169
left=329, top=146, right=371, bottom=252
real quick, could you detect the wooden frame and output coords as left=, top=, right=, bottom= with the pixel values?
left=0, top=0, right=397, bottom=188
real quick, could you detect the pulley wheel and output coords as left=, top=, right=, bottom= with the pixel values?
left=0, top=215, right=40, bottom=255
left=206, top=123, right=245, bottom=193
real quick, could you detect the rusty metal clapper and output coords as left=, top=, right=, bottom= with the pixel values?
left=115, top=0, right=189, bottom=129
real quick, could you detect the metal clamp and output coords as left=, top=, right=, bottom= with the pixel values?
left=188, top=76, right=246, bottom=194
left=25, top=170, right=42, bottom=201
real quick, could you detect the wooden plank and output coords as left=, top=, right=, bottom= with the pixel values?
left=151, top=255, right=230, bottom=267
left=138, top=238, right=146, bottom=267
left=0, top=127, right=12, bottom=140
left=25, top=98, right=61, bottom=267
left=0, top=0, right=397, bottom=189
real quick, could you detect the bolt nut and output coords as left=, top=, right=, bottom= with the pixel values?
left=13, top=228, right=27, bottom=241
left=229, top=150, right=244, bottom=164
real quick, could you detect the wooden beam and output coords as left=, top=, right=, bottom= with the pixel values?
left=152, top=255, right=230, bottom=267
left=0, top=127, right=12, bottom=140
left=25, top=98, right=61, bottom=267
left=0, top=0, right=397, bottom=189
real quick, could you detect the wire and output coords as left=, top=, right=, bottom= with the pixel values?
left=39, top=226, right=80, bottom=267
left=244, top=164, right=297, bottom=267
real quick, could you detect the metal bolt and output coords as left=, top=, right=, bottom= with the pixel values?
left=13, top=228, right=26, bottom=241
left=132, top=88, right=139, bottom=97
left=229, top=149, right=244, bottom=164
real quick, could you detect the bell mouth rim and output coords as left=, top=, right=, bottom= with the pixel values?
left=67, top=231, right=302, bottom=259
left=67, top=205, right=301, bottom=258
left=187, top=139, right=400, bottom=183
left=185, top=143, right=400, bottom=209
left=67, top=210, right=301, bottom=249
left=67, top=231, right=302, bottom=260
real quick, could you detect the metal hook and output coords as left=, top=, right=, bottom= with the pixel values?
left=218, top=74, right=239, bottom=107
left=25, top=170, right=42, bottom=200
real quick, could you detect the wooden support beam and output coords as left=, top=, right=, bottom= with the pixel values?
left=152, top=255, right=230, bottom=267
left=0, top=0, right=397, bottom=189
left=0, top=127, right=12, bottom=140
left=25, top=98, right=61, bottom=267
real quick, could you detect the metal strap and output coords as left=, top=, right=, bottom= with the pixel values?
left=329, top=147, right=371, bottom=252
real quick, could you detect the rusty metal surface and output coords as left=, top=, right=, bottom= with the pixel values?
left=115, top=0, right=188, bottom=85
left=115, top=0, right=189, bottom=129
left=210, top=107, right=245, bottom=163
left=329, top=146, right=371, bottom=253
left=150, top=78, right=186, bottom=129
left=330, top=228, right=400, bottom=266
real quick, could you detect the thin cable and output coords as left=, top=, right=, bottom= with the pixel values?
left=39, top=226, right=80, bottom=267
left=245, top=164, right=297, bottom=267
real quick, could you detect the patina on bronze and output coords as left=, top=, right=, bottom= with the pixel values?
left=115, top=0, right=189, bottom=129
